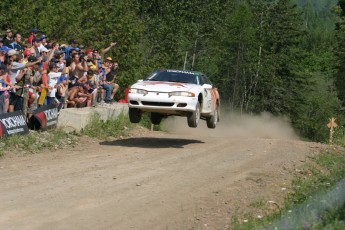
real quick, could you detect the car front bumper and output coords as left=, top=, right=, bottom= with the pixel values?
left=128, top=92, right=198, bottom=115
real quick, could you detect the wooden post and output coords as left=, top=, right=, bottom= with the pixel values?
left=327, top=117, right=337, bottom=145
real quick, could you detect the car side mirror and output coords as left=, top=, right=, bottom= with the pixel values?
left=202, top=84, right=212, bottom=89
left=137, top=79, right=143, bottom=82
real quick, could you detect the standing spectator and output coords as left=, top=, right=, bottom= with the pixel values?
left=27, top=28, right=39, bottom=45
left=56, top=75, right=67, bottom=111
left=69, top=52, right=88, bottom=79
left=53, top=49, right=66, bottom=72
left=9, top=33, right=23, bottom=52
left=23, top=46, right=33, bottom=59
left=78, top=45, right=85, bottom=54
left=0, top=64, right=10, bottom=114
left=64, top=39, right=77, bottom=60
left=100, top=42, right=117, bottom=63
left=47, top=62, right=61, bottom=105
left=38, top=35, right=48, bottom=52
left=3, top=29, right=13, bottom=47
left=30, top=37, right=41, bottom=58
left=0, top=46, right=11, bottom=63
left=7, top=49, right=42, bottom=112
left=0, top=36, right=3, bottom=49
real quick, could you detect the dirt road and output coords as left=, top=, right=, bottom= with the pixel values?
left=0, top=115, right=325, bottom=230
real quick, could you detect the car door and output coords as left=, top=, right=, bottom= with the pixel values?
left=200, top=75, right=213, bottom=114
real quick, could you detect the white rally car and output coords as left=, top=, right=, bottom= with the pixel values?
left=128, top=69, right=220, bottom=128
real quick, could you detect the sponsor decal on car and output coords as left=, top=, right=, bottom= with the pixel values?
left=142, top=81, right=187, bottom=87
left=166, top=69, right=196, bottom=75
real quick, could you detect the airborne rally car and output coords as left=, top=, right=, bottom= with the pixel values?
left=128, top=69, right=220, bottom=128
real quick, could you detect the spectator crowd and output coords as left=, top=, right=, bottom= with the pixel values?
left=0, top=28, right=121, bottom=116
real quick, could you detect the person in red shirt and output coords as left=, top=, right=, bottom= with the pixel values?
left=27, top=28, right=39, bottom=45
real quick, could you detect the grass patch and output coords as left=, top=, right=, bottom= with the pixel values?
left=232, top=149, right=345, bottom=230
left=80, top=111, right=160, bottom=139
left=0, top=128, right=77, bottom=156
left=0, top=111, right=159, bottom=157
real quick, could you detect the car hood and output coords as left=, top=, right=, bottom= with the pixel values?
left=131, top=81, right=197, bottom=92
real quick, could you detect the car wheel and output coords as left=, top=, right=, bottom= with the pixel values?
left=129, top=108, right=142, bottom=123
left=150, top=113, right=163, bottom=125
left=206, top=105, right=219, bottom=129
left=187, top=102, right=200, bottom=128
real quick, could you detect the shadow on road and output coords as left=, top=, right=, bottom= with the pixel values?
left=100, top=137, right=205, bottom=148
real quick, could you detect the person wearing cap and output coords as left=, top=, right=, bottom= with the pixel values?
left=7, top=49, right=42, bottom=84
left=28, top=55, right=44, bottom=100
left=85, top=48, right=96, bottom=66
left=64, top=38, right=77, bottom=60
left=29, top=37, right=42, bottom=58
left=27, top=28, right=39, bottom=45
left=55, top=75, right=68, bottom=110
left=34, top=41, right=56, bottom=73
left=53, top=50, right=66, bottom=72
left=3, top=29, right=13, bottom=47
left=105, top=61, right=119, bottom=103
left=38, top=35, right=48, bottom=52
left=0, top=46, right=11, bottom=64
left=6, top=51, right=41, bottom=112
left=40, top=46, right=50, bottom=60
left=99, top=57, right=115, bottom=103
left=9, top=33, right=23, bottom=52
left=22, top=48, right=34, bottom=59
left=78, top=45, right=85, bottom=54
left=46, top=62, right=61, bottom=105
left=24, top=56, right=41, bottom=112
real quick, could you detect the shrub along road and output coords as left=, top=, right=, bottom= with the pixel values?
left=0, top=125, right=326, bottom=229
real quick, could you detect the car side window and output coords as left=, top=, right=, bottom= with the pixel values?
left=199, top=75, right=208, bottom=85
left=202, top=75, right=212, bottom=85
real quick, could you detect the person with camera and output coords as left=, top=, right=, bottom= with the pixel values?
left=69, top=52, right=88, bottom=79
left=6, top=51, right=42, bottom=112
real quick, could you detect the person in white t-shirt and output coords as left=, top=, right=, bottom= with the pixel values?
left=47, top=63, right=61, bottom=105
left=7, top=49, right=41, bottom=112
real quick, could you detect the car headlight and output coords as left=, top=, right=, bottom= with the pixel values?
left=129, top=88, right=148, bottom=95
left=168, top=91, right=195, bottom=97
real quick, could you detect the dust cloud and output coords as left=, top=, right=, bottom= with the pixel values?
left=161, top=112, right=299, bottom=140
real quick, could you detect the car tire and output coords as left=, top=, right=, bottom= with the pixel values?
left=187, top=102, right=200, bottom=128
left=206, top=105, right=219, bottom=129
left=129, top=108, right=142, bottom=123
left=150, top=113, right=163, bottom=125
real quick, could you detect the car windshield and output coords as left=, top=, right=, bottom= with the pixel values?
left=145, top=70, right=199, bottom=84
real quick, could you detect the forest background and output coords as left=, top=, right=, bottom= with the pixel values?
left=1, top=0, right=344, bottom=143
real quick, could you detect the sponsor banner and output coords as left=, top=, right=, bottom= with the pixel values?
left=31, top=104, right=58, bottom=131
left=0, top=111, right=29, bottom=138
